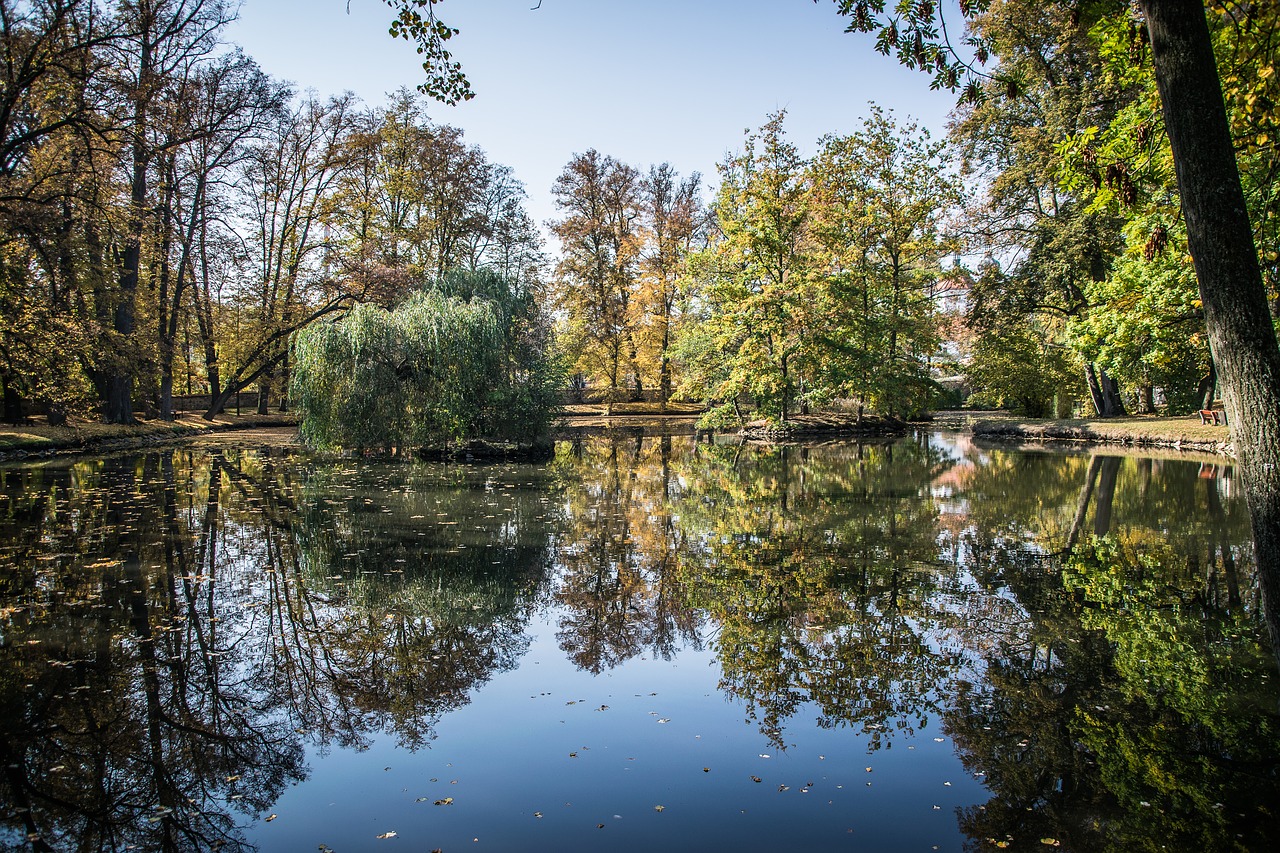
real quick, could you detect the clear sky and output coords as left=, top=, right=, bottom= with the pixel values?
left=224, top=0, right=960, bottom=234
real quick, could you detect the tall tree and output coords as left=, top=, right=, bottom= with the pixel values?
left=637, top=163, right=703, bottom=405
left=102, top=0, right=235, bottom=423
left=1138, top=0, right=1280, bottom=658
left=809, top=106, right=959, bottom=418
left=550, top=149, right=644, bottom=398
left=686, top=112, right=815, bottom=423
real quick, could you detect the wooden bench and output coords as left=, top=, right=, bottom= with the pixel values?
left=1198, top=409, right=1227, bottom=425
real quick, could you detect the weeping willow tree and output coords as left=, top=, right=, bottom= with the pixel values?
left=291, top=271, right=561, bottom=451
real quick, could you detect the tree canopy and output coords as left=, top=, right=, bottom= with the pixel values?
left=291, top=269, right=560, bottom=452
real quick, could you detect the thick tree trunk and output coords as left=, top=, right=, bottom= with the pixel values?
left=257, top=370, right=272, bottom=416
left=1, top=376, right=25, bottom=424
left=1141, top=0, right=1280, bottom=661
left=1197, top=358, right=1217, bottom=411
left=1084, top=363, right=1125, bottom=417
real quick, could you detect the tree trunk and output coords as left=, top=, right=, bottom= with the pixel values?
left=1085, top=362, right=1106, bottom=416
left=1, top=376, right=25, bottom=424
left=105, top=31, right=152, bottom=425
left=257, top=370, right=272, bottom=415
left=1084, top=363, right=1125, bottom=417
left=1141, top=0, right=1280, bottom=662
left=1197, top=358, right=1217, bottom=411
left=1138, top=383, right=1155, bottom=414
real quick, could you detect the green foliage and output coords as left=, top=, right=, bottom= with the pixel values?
left=1058, top=535, right=1280, bottom=851
left=291, top=270, right=561, bottom=451
left=1067, top=240, right=1209, bottom=413
left=967, top=312, right=1078, bottom=417
left=679, top=109, right=957, bottom=422
left=381, top=1, right=474, bottom=105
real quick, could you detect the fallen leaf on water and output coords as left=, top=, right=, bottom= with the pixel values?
left=702, top=767, right=710, bottom=773
left=654, top=805, right=665, bottom=812
left=534, top=812, right=543, bottom=818
left=750, top=776, right=762, bottom=783
left=433, top=797, right=454, bottom=806
left=1041, top=840, right=1060, bottom=847
left=264, top=814, right=277, bottom=822
left=376, top=831, right=397, bottom=839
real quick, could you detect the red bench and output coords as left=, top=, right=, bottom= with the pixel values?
left=1198, top=409, right=1226, bottom=425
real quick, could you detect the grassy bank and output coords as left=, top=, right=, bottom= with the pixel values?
left=0, top=412, right=300, bottom=459
left=1, top=407, right=1239, bottom=460
left=938, top=411, right=1236, bottom=456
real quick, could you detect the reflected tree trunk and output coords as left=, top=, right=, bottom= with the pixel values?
left=1093, top=457, right=1121, bottom=537
left=1066, top=455, right=1102, bottom=553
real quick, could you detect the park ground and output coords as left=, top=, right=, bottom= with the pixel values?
left=0, top=405, right=1236, bottom=459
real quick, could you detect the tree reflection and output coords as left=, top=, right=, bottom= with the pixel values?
left=2, top=432, right=1276, bottom=850
left=670, top=436, right=964, bottom=748
left=550, top=433, right=702, bottom=672
left=0, top=452, right=302, bottom=851
left=942, top=448, right=1278, bottom=852
left=0, top=444, right=558, bottom=848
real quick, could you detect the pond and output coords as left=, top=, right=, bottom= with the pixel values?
left=1, top=429, right=1276, bottom=852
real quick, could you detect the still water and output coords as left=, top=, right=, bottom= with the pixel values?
left=1, top=430, right=1276, bottom=852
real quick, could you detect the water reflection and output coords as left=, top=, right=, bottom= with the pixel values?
left=0, top=432, right=1276, bottom=851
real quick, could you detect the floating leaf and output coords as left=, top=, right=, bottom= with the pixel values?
left=376, top=830, right=398, bottom=839
left=264, top=814, right=277, bottom=822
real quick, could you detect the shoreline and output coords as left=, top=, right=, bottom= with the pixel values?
left=0, top=410, right=1238, bottom=461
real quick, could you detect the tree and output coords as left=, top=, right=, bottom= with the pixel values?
left=637, top=163, right=704, bottom=405
left=102, top=0, right=236, bottom=423
left=290, top=269, right=560, bottom=452
left=824, top=0, right=1280, bottom=661
left=549, top=149, right=644, bottom=398
left=684, top=112, right=816, bottom=423
left=232, top=91, right=356, bottom=417
left=1139, top=0, right=1280, bottom=660
left=809, top=105, right=959, bottom=418
left=148, top=50, right=284, bottom=419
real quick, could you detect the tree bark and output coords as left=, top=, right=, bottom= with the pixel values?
left=1, top=376, right=25, bottom=424
left=1141, top=0, right=1280, bottom=661
left=1197, top=357, right=1217, bottom=411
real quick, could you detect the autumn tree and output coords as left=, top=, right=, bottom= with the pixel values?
left=809, top=106, right=960, bottom=418
left=682, top=112, right=816, bottom=422
left=636, top=163, right=704, bottom=405
left=549, top=149, right=644, bottom=398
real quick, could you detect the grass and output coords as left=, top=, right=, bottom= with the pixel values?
left=560, top=401, right=705, bottom=417
left=1, top=406, right=1237, bottom=458
left=0, top=411, right=300, bottom=455
left=942, top=410, right=1235, bottom=454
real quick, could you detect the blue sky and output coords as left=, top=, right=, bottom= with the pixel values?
left=225, top=0, right=960, bottom=232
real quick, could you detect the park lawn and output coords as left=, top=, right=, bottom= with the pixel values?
left=0, top=412, right=300, bottom=455
left=954, top=411, right=1236, bottom=454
